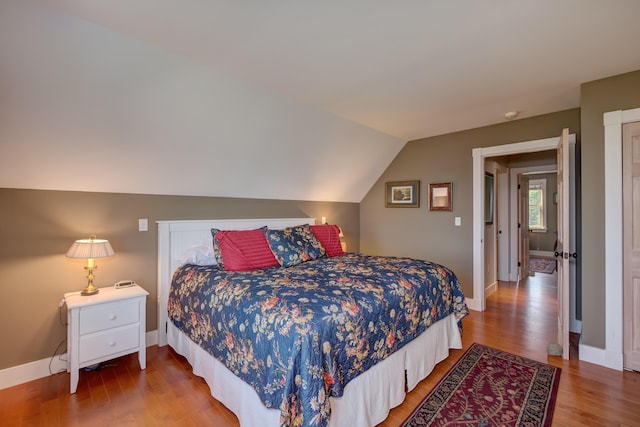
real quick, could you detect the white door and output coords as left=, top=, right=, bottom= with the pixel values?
left=497, top=169, right=510, bottom=281
left=623, top=121, right=640, bottom=371
left=556, top=128, right=570, bottom=359
left=518, top=174, right=530, bottom=282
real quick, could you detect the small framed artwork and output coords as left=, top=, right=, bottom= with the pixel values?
left=429, top=182, right=452, bottom=211
left=385, top=181, right=420, bottom=208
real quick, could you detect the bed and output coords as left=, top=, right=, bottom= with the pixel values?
left=157, top=218, right=468, bottom=427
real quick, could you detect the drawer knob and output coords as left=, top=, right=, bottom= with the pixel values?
left=109, top=314, right=117, bottom=320
left=109, top=341, right=117, bottom=347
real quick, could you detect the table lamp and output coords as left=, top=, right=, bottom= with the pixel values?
left=66, top=235, right=115, bottom=296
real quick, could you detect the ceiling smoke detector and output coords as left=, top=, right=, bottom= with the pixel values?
left=504, top=111, right=519, bottom=120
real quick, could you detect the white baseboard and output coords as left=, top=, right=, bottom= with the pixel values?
left=0, top=329, right=158, bottom=390
left=485, top=282, right=497, bottom=298
left=146, top=329, right=158, bottom=347
left=578, top=343, right=623, bottom=371
left=465, top=297, right=482, bottom=312
left=0, top=353, right=68, bottom=391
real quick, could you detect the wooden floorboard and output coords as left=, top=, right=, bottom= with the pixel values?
left=1, top=271, right=639, bottom=426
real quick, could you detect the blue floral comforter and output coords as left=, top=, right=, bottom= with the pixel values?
left=168, top=253, right=468, bottom=427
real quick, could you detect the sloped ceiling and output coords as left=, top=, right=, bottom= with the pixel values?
left=2, top=1, right=640, bottom=203
left=34, top=0, right=640, bottom=139
left=0, top=1, right=404, bottom=202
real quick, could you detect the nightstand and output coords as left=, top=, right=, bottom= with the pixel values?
left=64, top=284, right=149, bottom=394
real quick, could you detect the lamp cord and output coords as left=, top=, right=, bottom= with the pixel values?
left=49, top=305, right=68, bottom=375
left=49, top=338, right=67, bottom=375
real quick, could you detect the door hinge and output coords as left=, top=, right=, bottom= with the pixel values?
left=518, top=262, right=521, bottom=267
left=518, top=223, right=521, bottom=229
left=165, top=322, right=168, bottom=333
left=518, top=184, right=521, bottom=190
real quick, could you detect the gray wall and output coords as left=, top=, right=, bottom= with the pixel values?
left=3, top=70, right=639, bottom=370
left=580, top=70, right=640, bottom=348
left=0, top=188, right=359, bottom=369
left=360, top=69, right=640, bottom=351
left=360, top=109, right=580, bottom=299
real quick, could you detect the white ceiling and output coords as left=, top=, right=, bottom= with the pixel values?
left=35, top=0, right=640, bottom=141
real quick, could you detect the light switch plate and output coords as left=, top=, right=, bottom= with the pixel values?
left=454, top=217, right=461, bottom=226
left=138, top=218, right=148, bottom=232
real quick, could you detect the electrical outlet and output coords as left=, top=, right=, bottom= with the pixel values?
left=138, top=218, right=148, bottom=232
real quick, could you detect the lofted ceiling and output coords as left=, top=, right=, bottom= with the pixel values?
left=3, top=1, right=640, bottom=203
left=34, top=0, right=640, bottom=141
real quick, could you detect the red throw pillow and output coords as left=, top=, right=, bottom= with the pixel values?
left=212, top=228, right=279, bottom=271
left=310, top=224, right=345, bottom=257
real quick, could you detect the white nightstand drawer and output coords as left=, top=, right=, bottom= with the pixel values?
left=79, top=324, right=140, bottom=364
left=79, top=300, right=139, bottom=334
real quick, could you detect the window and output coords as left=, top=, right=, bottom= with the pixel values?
left=528, top=178, right=546, bottom=230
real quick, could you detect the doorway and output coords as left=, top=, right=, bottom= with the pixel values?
left=487, top=163, right=557, bottom=285
left=488, top=164, right=559, bottom=291
left=471, top=136, right=562, bottom=311
left=472, top=133, right=577, bottom=360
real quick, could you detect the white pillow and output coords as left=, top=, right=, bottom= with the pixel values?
left=178, top=240, right=217, bottom=266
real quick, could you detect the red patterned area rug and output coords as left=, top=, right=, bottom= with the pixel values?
left=529, top=257, right=556, bottom=274
left=401, top=343, right=561, bottom=427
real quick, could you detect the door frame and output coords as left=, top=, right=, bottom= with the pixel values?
left=596, top=107, right=640, bottom=371
left=518, top=173, right=531, bottom=283
left=471, top=137, right=561, bottom=311
left=496, top=167, right=510, bottom=282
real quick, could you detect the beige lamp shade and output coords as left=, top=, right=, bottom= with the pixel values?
left=66, top=236, right=114, bottom=259
left=66, top=235, right=114, bottom=295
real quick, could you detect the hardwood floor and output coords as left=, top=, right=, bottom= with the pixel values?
left=2, top=271, right=639, bottom=426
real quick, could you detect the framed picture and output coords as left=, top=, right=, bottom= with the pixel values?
left=429, top=182, right=452, bottom=211
left=385, top=181, right=420, bottom=208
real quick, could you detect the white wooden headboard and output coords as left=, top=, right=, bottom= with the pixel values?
left=156, top=218, right=316, bottom=346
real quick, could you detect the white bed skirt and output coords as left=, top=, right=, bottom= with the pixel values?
left=167, top=313, right=462, bottom=427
